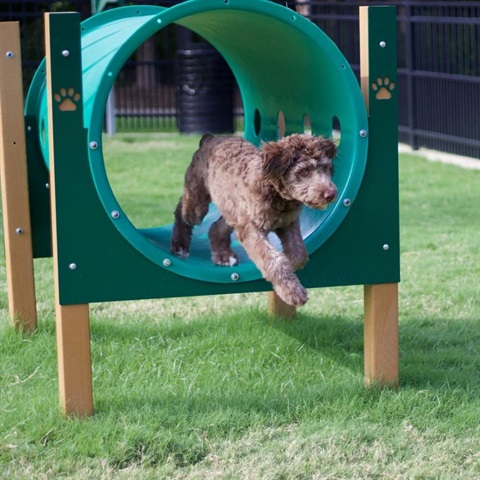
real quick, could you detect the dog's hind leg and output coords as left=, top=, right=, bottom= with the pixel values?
left=180, top=158, right=211, bottom=227
left=236, top=225, right=308, bottom=306
left=276, top=219, right=309, bottom=271
left=171, top=162, right=211, bottom=259
left=171, top=197, right=194, bottom=259
left=208, top=216, right=238, bottom=266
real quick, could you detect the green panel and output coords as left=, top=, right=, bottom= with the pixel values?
left=299, top=5, right=400, bottom=287
left=26, top=0, right=369, bottom=288
left=24, top=116, right=51, bottom=258
left=34, top=4, right=397, bottom=305
left=24, top=45, right=52, bottom=258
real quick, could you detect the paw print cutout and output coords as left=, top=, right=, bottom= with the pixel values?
left=372, top=77, right=395, bottom=100
left=54, top=87, right=81, bottom=112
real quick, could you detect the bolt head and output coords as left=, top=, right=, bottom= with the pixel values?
left=15, top=227, right=24, bottom=235
left=383, top=244, right=390, bottom=251
left=343, top=198, right=351, bottom=207
left=111, top=210, right=120, bottom=219
left=359, top=129, right=368, bottom=138
left=69, top=263, right=77, bottom=270
left=5, top=51, right=14, bottom=58
left=89, top=141, right=98, bottom=150
left=379, top=41, right=387, bottom=48
left=62, top=50, right=70, bottom=57
left=163, top=258, right=171, bottom=267
left=231, top=273, right=240, bottom=281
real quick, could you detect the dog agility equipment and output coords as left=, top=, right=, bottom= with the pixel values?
left=0, top=1, right=399, bottom=416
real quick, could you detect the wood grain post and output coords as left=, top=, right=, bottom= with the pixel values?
left=55, top=303, right=93, bottom=416
left=364, top=283, right=399, bottom=387
left=0, top=22, right=37, bottom=331
left=267, top=291, right=296, bottom=320
left=45, top=13, right=93, bottom=416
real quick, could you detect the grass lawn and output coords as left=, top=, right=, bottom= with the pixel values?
left=1, top=133, right=479, bottom=479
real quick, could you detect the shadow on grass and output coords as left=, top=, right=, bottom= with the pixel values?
left=89, top=310, right=364, bottom=416
left=278, top=311, right=480, bottom=395
left=92, top=310, right=480, bottom=407
left=270, top=310, right=364, bottom=371
left=75, top=316, right=480, bottom=475
left=398, top=316, right=480, bottom=392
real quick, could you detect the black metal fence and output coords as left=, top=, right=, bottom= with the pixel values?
left=288, top=0, right=480, bottom=158
left=1, top=0, right=479, bottom=158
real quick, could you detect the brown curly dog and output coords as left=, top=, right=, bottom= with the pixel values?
left=171, top=133, right=337, bottom=306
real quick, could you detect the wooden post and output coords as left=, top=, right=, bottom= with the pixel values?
left=0, top=22, right=37, bottom=331
left=267, top=291, right=296, bottom=320
left=55, top=303, right=93, bottom=416
left=45, top=13, right=93, bottom=416
left=364, top=284, right=399, bottom=386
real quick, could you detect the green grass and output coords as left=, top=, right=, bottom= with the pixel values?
left=1, top=134, right=479, bottom=478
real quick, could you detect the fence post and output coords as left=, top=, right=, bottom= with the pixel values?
left=404, top=0, right=417, bottom=149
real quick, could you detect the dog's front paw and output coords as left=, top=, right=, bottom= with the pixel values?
left=275, top=280, right=308, bottom=306
left=211, top=250, right=239, bottom=267
left=171, top=245, right=190, bottom=260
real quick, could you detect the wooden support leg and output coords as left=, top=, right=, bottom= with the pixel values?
left=364, top=283, right=399, bottom=387
left=0, top=22, right=37, bottom=331
left=45, top=14, right=94, bottom=416
left=56, top=303, right=93, bottom=416
left=267, top=292, right=296, bottom=320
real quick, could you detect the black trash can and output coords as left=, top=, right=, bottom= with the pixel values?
left=175, top=45, right=234, bottom=134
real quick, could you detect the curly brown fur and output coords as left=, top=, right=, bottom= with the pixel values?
left=171, top=133, right=337, bottom=306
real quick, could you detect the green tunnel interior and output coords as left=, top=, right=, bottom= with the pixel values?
left=25, top=0, right=369, bottom=284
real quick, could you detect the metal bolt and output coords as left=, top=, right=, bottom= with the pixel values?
left=69, top=263, right=77, bottom=270
left=231, top=272, right=240, bottom=281
left=379, top=41, right=387, bottom=48
left=27, top=125, right=32, bottom=132
left=89, top=141, right=98, bottom=150
left=45, top=183, right=50, bottom=189
left=343, top=198, right=351, bottom=207
left=383, top=244, right=390, bottom=251
left=359, top=129, right=368, bottom=138
left=111, top=210, right=120, bottom=219
left=163, top=258, right=171, bottom=267
left=62, top=50, right=70, bottom=57
left=15, top=228, right=23, bottom=235
left=5, top=51, right=14, bottom=58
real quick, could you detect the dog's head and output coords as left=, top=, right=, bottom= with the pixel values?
left=261, top=134, right=338, bottom=209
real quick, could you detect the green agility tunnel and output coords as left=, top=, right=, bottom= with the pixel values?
left=25, top=0, right=369, bottom=284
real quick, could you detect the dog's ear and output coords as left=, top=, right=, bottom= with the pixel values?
left=261, top=140, right=296, bottom=182
left=315, top=137, right=337, bottom=159
left=199, top=133, right=214, bottom=147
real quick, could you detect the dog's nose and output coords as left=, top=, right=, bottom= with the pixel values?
left=323, top=188, right=337, bottom=203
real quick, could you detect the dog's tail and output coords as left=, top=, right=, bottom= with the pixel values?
left=199, top=133, right=214, bottom=147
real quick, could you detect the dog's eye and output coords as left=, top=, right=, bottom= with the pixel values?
left=300, top=167, right=311, bottom=177
left=320, top=162, right=334, bottom=176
